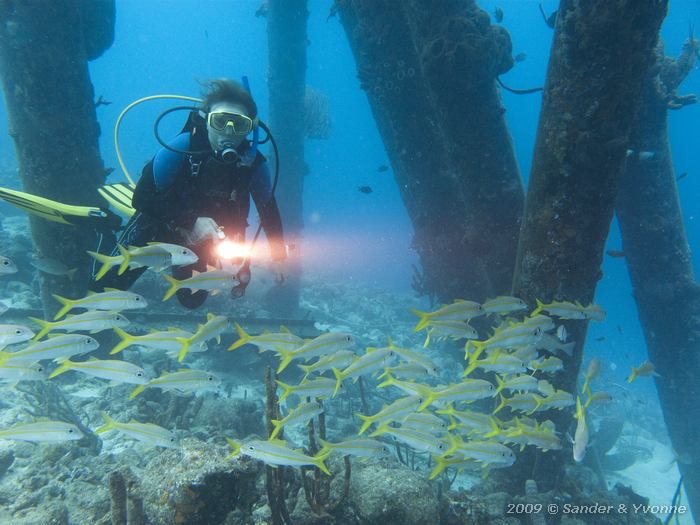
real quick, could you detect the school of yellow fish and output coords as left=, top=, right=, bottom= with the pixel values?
left=1, top=247, right=655, bottom=479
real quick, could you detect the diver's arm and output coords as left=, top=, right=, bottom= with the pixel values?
left=132, top=161, right=196, bottom=230
left=250, top=161, right=287, bottom=261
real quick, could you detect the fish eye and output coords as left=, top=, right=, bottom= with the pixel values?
left=135, top=297, right=141, bottom=301
left=208, top=376, right=214, bottom=381
left=170, top=437, right=176, bottom=442
left=15, top=329, right=22, bottom=334
left=136, top=371, right=144, bottom=377
left=68, top=428, right=74, bottom=434
left=2, top=260, right=8, bottom=266
left=346, top=336, right=351, bottom=342
left=37, top=366, right=44, bottom=372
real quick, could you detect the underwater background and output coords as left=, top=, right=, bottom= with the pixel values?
left=0, top=0, right=699, bottom=524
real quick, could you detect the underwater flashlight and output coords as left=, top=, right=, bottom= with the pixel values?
left=215, top=240, right=250, bottom=261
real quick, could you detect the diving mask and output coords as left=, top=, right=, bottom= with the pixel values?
left=207, top=111, right=255, bottom=135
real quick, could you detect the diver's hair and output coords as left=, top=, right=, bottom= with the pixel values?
left=199, top=78, right=257, bottom=118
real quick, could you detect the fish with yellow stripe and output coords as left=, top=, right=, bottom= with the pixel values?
left=128, top=368, right=221, bottom=400
left=52, top=290, right=147, bottom=320
left=226, top=437, right=332, bottom=475
left=412, top=300, right=484, bottom=332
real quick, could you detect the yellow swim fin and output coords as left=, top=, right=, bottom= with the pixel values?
left=0, top=186, right=120, bottom=230
left=98, top=183, right=136, bottom=218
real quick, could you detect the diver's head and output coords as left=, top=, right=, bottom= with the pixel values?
left=201, top=79, right=258, bottom=162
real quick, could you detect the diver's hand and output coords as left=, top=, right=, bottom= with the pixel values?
left=184, top=217, right=221, bottom=246
left=271, top=260, right=287, bottom=284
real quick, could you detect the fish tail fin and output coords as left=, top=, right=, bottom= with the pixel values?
left=429, top=455, right=449, bottom=480
left=447, top=415, right=458, bottom=431
left=531, top=299, right=544, bottom=317
left=110, top=327, right=134, bottom=355
left=423, top=331, right=431, bottom=348
left=162, top=274, right=181, bottom=301
left=494, top=375, right=505, bottom=395
left=627, top=368, right=638, bottom=384
left=484, top=417, right=502, bottom=439
left=313, top=449, right=332, bottom=475
left=376, top=367, right=390, bottom=380
left=529, top=394, right=545, bottom=415
left=463, top=341, right=486, bottom=376
left=28, top=316, right=52, bottom=340
left=575, top=396, right=585, bottom=420
left=276, top=350, right=293, bottom=374
left=66, top=268, right=78, bottom=281
left=275, top=380, right=293, bottom=402
left=297, top=363, right=312, bottom=380
left=331, top=367, right=344, bottom=397
left=95, top=411, right=116, bottom=434
left=444, top=433, right=462, bottom=456
left=228, top=323, right=250, bottom=351
left=493, top=394, right=507, bottom=415
left=581, top=378, right=591, bottom=396
left=117, top=244, right=132, bottom=275
left=418, top=392, right=435, bottom=412
left=176, top=337, right=191, bottom=362
left=317, top=438, right=332, bottom=455
left=225, top=437, right=242, bottom=460
left=269, top=420, right=283, bottom=440
left=87, top=251, right=118, bottom=281
left=128, top=385, right=146, bottom=401
left=368, top=422, right=389, bottom=438
left=48, top=358, right=74, bottom=379
left=51, top=294, right=74, bottom=320
left=376, top=371, right=394, bottom=388
left=411, top=308, right=432, bottom=332
left=357, top=414, right=374, bottom=435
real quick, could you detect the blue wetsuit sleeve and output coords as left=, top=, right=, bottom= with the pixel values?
left=132, top=158, right=195, bottom=229
left=249, top=160, right=273, bottom=205
left=250, top=161, right=286, bottom=261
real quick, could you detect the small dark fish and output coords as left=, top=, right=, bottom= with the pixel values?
left=494, top=7, right=504, bottom=23
left=677, top=172, right=688, bottom=181
left=377, top=164, right=389, bottom=172
left=204, top=29, right=209, bottom=39
left=617, top=325, right=623, bottom=334
left=358, top=186, right=373, bottom=194
left=595, top=336, right=606, bottom=342
left=514, top=52, right=527, bottom=62
left=606, top=249, right=625, bottom=258
left=95, top=95, right=112, bottom=108
left=539, top=3, right=557, bottom=29
left=255, top=1, right=268, bottom=18
left=327, top=2, right=339, bottom=22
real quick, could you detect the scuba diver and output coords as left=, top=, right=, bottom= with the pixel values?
left=93, top=78, right=287, bottom=308
left=0, top=78, right=287, bottom=309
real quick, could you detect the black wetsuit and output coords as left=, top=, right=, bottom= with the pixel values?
left=91, top=118, right=285, bottom=308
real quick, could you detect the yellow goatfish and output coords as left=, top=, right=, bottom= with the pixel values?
left=627, top=361, right=659, bottom=383
left=412, top=300, right=484, bottom=332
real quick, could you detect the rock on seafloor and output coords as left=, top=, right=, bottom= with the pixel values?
left=347, top=459, right=439, bottom=525
left=139, top=437, right=260, bottom=525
